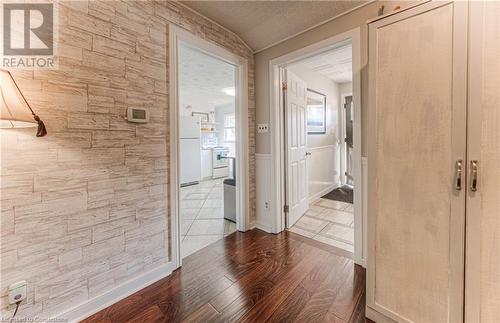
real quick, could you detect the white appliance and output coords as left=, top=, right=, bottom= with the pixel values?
left=180, top=116, right=201, bottom=186
left=212, top=147, right=230, bottom=179
left=201, top=149, right=213, bottom=179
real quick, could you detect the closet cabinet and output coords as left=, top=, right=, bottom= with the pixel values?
left=367, top=1, right=499, bottom=322
left=465, top=2, right=500, bottom=322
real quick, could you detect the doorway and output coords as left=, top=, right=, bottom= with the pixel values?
left=269, top=28, right=364, bottom=265
left=178, top=44, right=238, bottom=258
left=284, top=42, right=356, bottom=254
left=169, top=25, right=249, bottom=268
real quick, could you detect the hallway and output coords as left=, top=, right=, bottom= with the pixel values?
left=82, top=229, right=366, bottom=322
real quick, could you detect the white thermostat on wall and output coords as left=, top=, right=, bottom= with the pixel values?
left=127, top=107, right=149, bottom=123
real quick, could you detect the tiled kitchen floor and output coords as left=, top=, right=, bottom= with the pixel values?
left=289, top=197, right=355, bottom=253
left=180, top=178, right=237, bottom=258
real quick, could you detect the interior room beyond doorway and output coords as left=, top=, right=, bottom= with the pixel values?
left=178, top=44, right=238, bottom=258
left=284, top=41, right=356, bottom=255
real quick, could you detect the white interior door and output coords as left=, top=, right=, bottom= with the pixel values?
left=284, top=69, right=309, bottom=227
left=367, top=2, right=467, bottom=322
left=466, top=2, right=500, bottom=322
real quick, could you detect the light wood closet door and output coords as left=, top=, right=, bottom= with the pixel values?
left=367, top=2, right=467, bottom=322
left=466, top=2, right=500, bottom=322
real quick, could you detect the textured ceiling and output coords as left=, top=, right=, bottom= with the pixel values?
left=298, top=43, right=353, bottom=83
left=180, top=1, right=368, bottom=52
left=179, top=45, right=236, bottom=113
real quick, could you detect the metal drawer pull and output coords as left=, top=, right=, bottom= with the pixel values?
left=470, top=160, right=478, bottom=192
left=455, top=159, right=463, bottom=191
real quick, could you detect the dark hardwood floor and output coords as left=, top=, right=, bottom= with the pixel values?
left=82, top=229, right=367, bottom=323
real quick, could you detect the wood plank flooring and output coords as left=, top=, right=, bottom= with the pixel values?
left=81, top=229, right=366, bottom=323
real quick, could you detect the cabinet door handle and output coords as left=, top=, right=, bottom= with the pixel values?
left=470, top=160, right=478, bottom=192
left=455, top=159, right=463, bottom=191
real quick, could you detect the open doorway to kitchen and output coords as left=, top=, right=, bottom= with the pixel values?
left=178, top=44, right=238, bottom=258
left=269, top=28, right=363, bottom=264
left=169, top=26, right=249, bottom=267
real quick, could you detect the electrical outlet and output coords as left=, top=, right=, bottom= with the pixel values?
left=257, top=123, right=269, bottom=133
left=265, top=201, right=270, bottom=209
left=8, top=281, right=27, bottom=304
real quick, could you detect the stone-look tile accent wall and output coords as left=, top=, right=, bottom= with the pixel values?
left=0, top=1, right=255, bottom=318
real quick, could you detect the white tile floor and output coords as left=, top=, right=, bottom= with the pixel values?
left=180, top=178, right=237, bottom=258
left=289, top=197, right=354, bottom=253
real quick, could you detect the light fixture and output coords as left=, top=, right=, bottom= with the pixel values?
left=221, top=87, right=235, bottom=97
left=0, top=69, right=47, bottom=136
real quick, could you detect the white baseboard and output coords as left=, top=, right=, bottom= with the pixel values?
left=254, top=221, right=273, bottom=233
left=366, top=305, right=398, bottom=323
left=54, top=261, right=176, bottom=322
left=308, top=183, right=340, bottom=204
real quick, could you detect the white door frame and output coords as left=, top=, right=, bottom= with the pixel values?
left=168, top=25, right=249, bottom=269
left=269, top=28, right=364, bottom=265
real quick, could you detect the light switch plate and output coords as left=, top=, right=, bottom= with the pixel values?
left=257, top=123, right=269, bottom=133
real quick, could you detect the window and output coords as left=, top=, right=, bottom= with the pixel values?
left=224, top=113, right=236, bottom=142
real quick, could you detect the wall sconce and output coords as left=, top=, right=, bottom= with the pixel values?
left=0, top=69, right=47, bottom=137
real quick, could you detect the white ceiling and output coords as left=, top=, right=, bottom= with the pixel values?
left=297, top=43, right=353, bottom=83
left=180, top=1, right=368, bottom=52
left=179, top=45, right=236, bottom=113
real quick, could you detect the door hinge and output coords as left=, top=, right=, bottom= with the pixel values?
left=282, top=82, right=287, bottom=91
left=283, top=205, right=289, bottom=213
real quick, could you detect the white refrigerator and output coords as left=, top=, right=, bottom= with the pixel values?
left=179, top=116, right=202, bottom=186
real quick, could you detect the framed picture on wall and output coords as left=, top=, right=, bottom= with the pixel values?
left=306, top=89, right=326, bottom=134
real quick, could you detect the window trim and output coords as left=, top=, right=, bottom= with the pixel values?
left=223, top=112, right=236, bottom=142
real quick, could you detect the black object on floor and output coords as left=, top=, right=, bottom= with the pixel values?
left=321, top=185, right=353, bottom=204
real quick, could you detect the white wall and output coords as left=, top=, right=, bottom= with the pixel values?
left=339, top=82, right=353, bottom=102
left=288, top=64, right=341, bottom=200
